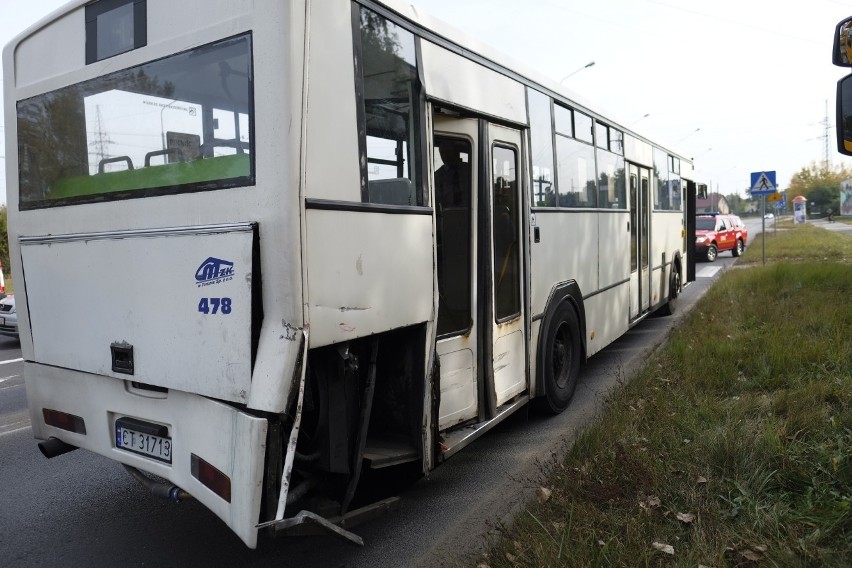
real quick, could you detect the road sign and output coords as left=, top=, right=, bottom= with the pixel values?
left=749, top=171, right=777, bottom=195
left=767, top=192, right=782, bottom=202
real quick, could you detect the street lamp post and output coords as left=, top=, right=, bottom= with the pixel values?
left=559, top=61, right=595, bottom=83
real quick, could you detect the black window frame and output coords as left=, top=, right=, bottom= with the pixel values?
left=491, top=142, right=522, bottom=323
left=18, top=32, right=255, bottom=211
left=670, top=155, right=681, bottom=175
left=434, top=135, right=474, bottom=337
left=554, top=103, right=573, bottom=137
left=595, top=121, right=608, bottom=150
left=609, top=128, right=624, bottom=155
left=573, top=110, right=594, bottom=144
left=86, top=0, right=147, bottom=64
left=352, top=3, right=426, bottom=207
left=527, top=87, right=556, bottom=207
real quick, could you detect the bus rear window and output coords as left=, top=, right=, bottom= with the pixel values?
left=16, top=33, right=253, bottom=210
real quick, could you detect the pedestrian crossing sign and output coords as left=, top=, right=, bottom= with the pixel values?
left=749, top=171, right=777, bottom=195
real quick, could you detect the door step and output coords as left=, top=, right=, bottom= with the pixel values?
left=363, top=437, right=419, bottom=469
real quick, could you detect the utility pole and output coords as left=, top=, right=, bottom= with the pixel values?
left=90, top=105, right=113, bottom=171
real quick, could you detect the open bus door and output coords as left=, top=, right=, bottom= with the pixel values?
left=431, top=111, right=527, bottom=455
left=628, top=163, right=652, bottom=320
left=686, top=180, right=697, bottom=283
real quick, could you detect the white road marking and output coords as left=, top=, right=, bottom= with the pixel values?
left=0, top=358, right=23, bottom=365
left=0, top=421, right=32, bottom=436
left=696, top=266, right=722, bottom=278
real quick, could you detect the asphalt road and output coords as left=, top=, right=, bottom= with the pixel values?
left=0, top=253, right=741, bottom=567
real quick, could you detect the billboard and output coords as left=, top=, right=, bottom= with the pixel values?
left=842, top=179, right=852, bottom=216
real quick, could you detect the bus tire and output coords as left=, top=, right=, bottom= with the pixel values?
left=534, top=301, right=582, bottom=415
left=658, top=262, right=681, bottom=317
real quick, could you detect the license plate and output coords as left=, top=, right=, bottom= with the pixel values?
left=115, top=417, right=172, bottom=463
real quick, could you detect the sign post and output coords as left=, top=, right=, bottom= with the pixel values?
left=749, top=171, right=777, bottom=265
left=767, top=192, right=783, bottom=235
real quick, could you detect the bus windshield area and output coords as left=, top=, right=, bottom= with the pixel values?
left=16, top=33, right=253, bottom=210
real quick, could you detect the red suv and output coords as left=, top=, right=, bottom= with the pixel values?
left=695, top=213, right=748, bottom=262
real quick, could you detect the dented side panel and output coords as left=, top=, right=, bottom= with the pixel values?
left=305, top=209, right=433, bottom=348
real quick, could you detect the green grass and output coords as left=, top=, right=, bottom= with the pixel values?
left=479, top=224, right=852, bottom=567
left=739, top=222, right=852, bottom=265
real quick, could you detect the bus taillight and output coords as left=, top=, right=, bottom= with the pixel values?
left=42, top=408, right=87, bottom=434
left=191, top=453, right=232, bottom=503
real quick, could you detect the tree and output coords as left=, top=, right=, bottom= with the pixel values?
left=724, top=193, right=748, bottom=214
left=787, top=162, right=852, bottom=215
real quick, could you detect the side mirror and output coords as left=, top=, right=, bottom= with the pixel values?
left=836, top=75, right=852, bottom=155
left=833, top=17, right=852, bottom=67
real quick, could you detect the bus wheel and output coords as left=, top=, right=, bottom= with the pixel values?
left=658, top=263, right=680, bottom=316
left=535, top=302, right=581, bottom=415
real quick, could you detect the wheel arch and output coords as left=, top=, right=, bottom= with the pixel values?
left=534, top=280, right=587, bottom=399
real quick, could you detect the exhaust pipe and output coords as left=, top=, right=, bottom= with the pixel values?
left=38, top=437, right=79, bottom=458
left=123, top=464, right=193, bottom=502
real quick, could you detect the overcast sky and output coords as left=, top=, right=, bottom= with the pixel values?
left=2, top=0, right=852, bottom=204
left=413, top=0, right=852, bottom=197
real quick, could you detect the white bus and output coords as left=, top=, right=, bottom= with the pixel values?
left=3, top=0, right=695, bottom=548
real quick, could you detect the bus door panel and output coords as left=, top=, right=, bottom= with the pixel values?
left=433, top=115, right=479, bottom=430
left=628, top=164, right=652, bottom=319
left=640, top=168, right=651, bottom=312
left=488, top=124, right=526, bottom=407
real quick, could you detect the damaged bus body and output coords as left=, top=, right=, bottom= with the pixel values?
left=3, top=0, right=694, bottom=548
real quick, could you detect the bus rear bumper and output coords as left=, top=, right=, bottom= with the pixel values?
left=24, top=361, right=267, bottom=548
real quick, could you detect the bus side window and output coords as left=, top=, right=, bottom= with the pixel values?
left=434, top=137, right=472, bottom=336
left=492, top=146, right=520, bottom=321
left=356, top=7, right=423, bottom=206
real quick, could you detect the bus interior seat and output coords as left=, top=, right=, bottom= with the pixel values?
left=98, top=156, right=134, bottom=173
left=144, top=148, right=186, bottom=167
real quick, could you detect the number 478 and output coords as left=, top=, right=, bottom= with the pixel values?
left=198, top=297, right=232, bottom=315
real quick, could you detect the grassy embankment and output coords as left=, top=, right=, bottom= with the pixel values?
left=479, top=223, right=852, bottom=567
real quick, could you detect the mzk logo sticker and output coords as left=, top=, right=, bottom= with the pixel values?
left=195, top=257, right=235, bottom=287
